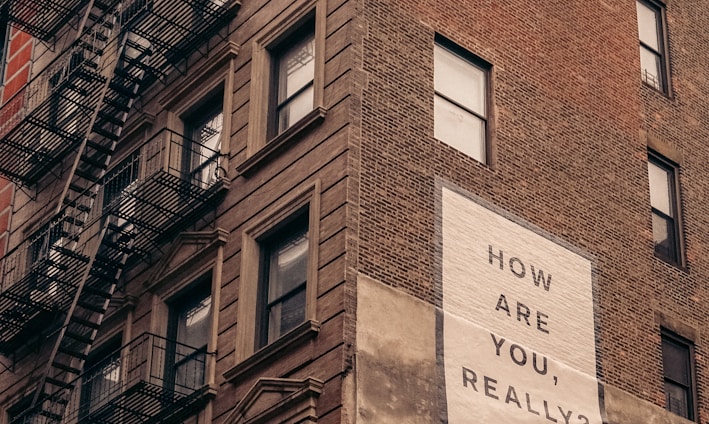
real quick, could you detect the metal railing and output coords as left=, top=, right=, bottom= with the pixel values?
left=98, top=127, right=227, bottom=251
left=11, top=333, right=210, bottom=424
left=0, top=0, right=89, bottom=41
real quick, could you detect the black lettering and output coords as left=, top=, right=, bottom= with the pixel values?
left=530, top=265, right=552, bottom=291
left=558, top=407, right=572, bottom=424
left=484, top=376, right=498, bottom=400
left=532, top=352, right=548, bottom=375
left=505, top=385, right=521, bottom=408
left=537, top=311, right=550, bottom=334
left=517, top=302, right=531, bottom=326
left=491, top=333, right=505, bottom=356
left=543, top=401, right=558, bottom=422
left=462, top=367, right=478, bottom=391
left=495, top=294, right=511, bottom=316
left=577, top=415, right=590, bottom=424
left=489, top=245, right=504, bottom=270
left=510, top=344, right=527, bottom=366
left=526, top=393, right=540, bottom=415
left=509, top=257, right=526, bottom=278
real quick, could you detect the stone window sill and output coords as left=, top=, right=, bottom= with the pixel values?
left=237, top=107, right=327, bottom=177
left=223, top=320, right=320, bottom=383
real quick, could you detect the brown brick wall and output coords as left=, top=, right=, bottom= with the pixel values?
left=357, top=0, right=709, bottom=418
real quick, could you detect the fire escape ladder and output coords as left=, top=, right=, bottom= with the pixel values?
left=58, top=11, right=151, bottom=238
left=28, top=220, right=135, bottom=424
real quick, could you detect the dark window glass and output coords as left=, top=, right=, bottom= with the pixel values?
left=662, top=332, right=695, bottom=420
left=648, top=155, right=681, bottom=264
left=0, top=5, right=9, bottom=87
left=167, top=283, right=211, bottom=393
left=257, top=213, right=309, bottom=348
left=7, top=395, right=33, bottom=423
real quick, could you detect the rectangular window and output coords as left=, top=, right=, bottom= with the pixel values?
left=27, top=218, right=64, bottom=297
left=271, top=25, right=315, bottom=137
left=7, top=395, right=33, bottom=423
left=257, top=212, right=309, bottom=348
left=80, top=338, right=122, bottom=418
left=0, top=5, right=9, bottom=87
left=167, top=283, right=211, bottom=392
left=103, top=151, right=140, bottom=231
left=637, top=0, right=669, bottom=92
left=184, top=102, right=223, bottom=188
left=648, top=153, right=681, bottom=264
left=662, top=331, right=695, bottom=420
left=434, top=38, right=490, bottom=164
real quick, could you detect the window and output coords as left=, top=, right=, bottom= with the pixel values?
left=103, top=151, right=140, bottom=230
left=271, top=26, right=315, bottom=137
left=243, top=0, right=326, bottom=171
left=235, top=182, right=320, bottom=363
left=7, top=395, right=33, bottom=423
left=434, top=38, right=490, bottom=164
left=167, top=282, right=211, bottom=392
left=662, top=331, right=696, bottom=420
left=0, top=5, right=9, bottom=86
left=637, top=0, right=669, bottom=92
left=184, top=102, right=223, bottom=188
left=648, top=153, right=681, bottom=264
left=80, top=338, right=122, bottom=418
left=27, top=218, right=64, bottom=297
left=257, top=212, right=309, bottom=348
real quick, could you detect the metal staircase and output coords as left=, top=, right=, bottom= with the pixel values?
left=0, top=0, right=240, bottom=422
left=27, top=220, right=135, bottom=424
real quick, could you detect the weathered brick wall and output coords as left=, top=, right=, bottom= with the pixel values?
left=357, top=0, right=709, bottom=417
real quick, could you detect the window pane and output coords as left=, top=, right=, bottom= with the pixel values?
left=192, top=109, right=223, bottom=153
left=434, top=44, right=486, bottom=116
left=640, top=46, right=662, bottom=89
left=185, top=105, right=223, bottom=187
left=277, top=84, right=314, bottom=133
left=268, top=231, right=308, bottom=303
left=268, top=286, right=306, bottom=342
left=663, top=338, right=691, bottom=385
left=648, top=160, right=672, bottom=216
left=652, top=213, right=676, bottom=260
left=278, top=34, right=315, bottom=102
left=637, top=1, right=660, bottom=51
left=176, top=293, right=211, bottom=351
left=434, top=95, right=485, bottom=162
left=665, top=381, right=690, bottom=418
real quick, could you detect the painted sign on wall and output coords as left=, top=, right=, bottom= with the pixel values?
left=440, top=185, right=602, bottom=423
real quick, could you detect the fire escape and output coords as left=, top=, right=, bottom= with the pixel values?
left=0, top=0, right=238, bottom=423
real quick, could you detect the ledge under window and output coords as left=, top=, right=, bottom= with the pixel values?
left=237, top=107, right=327, bottom=176
left=223, top=319, right=320, bottom=383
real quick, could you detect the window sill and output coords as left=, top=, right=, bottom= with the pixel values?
left=653, top=253, right=688, bottom=273
left=223, top=320, right=320, bottom=383
left=237, top=107, right=327, bottom=177
left=641, top=80, right=672, bottom=99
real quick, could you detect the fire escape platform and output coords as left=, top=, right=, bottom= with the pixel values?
left=0, top=0, right=92, bottom=41
left=0, top=45, right=108, bottom=185
left=73, top=381, right=211, bottom=424
left=0, top=244, right=90, bottom=354
left=102, top=128, right=229, bottom=255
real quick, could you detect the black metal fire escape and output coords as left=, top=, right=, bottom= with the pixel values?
left=0, top=0, right=239, bottom=423
left=0, top=0, right=89, bottom=42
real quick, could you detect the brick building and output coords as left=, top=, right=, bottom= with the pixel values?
left=0, top=0, right=707, bottom=423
